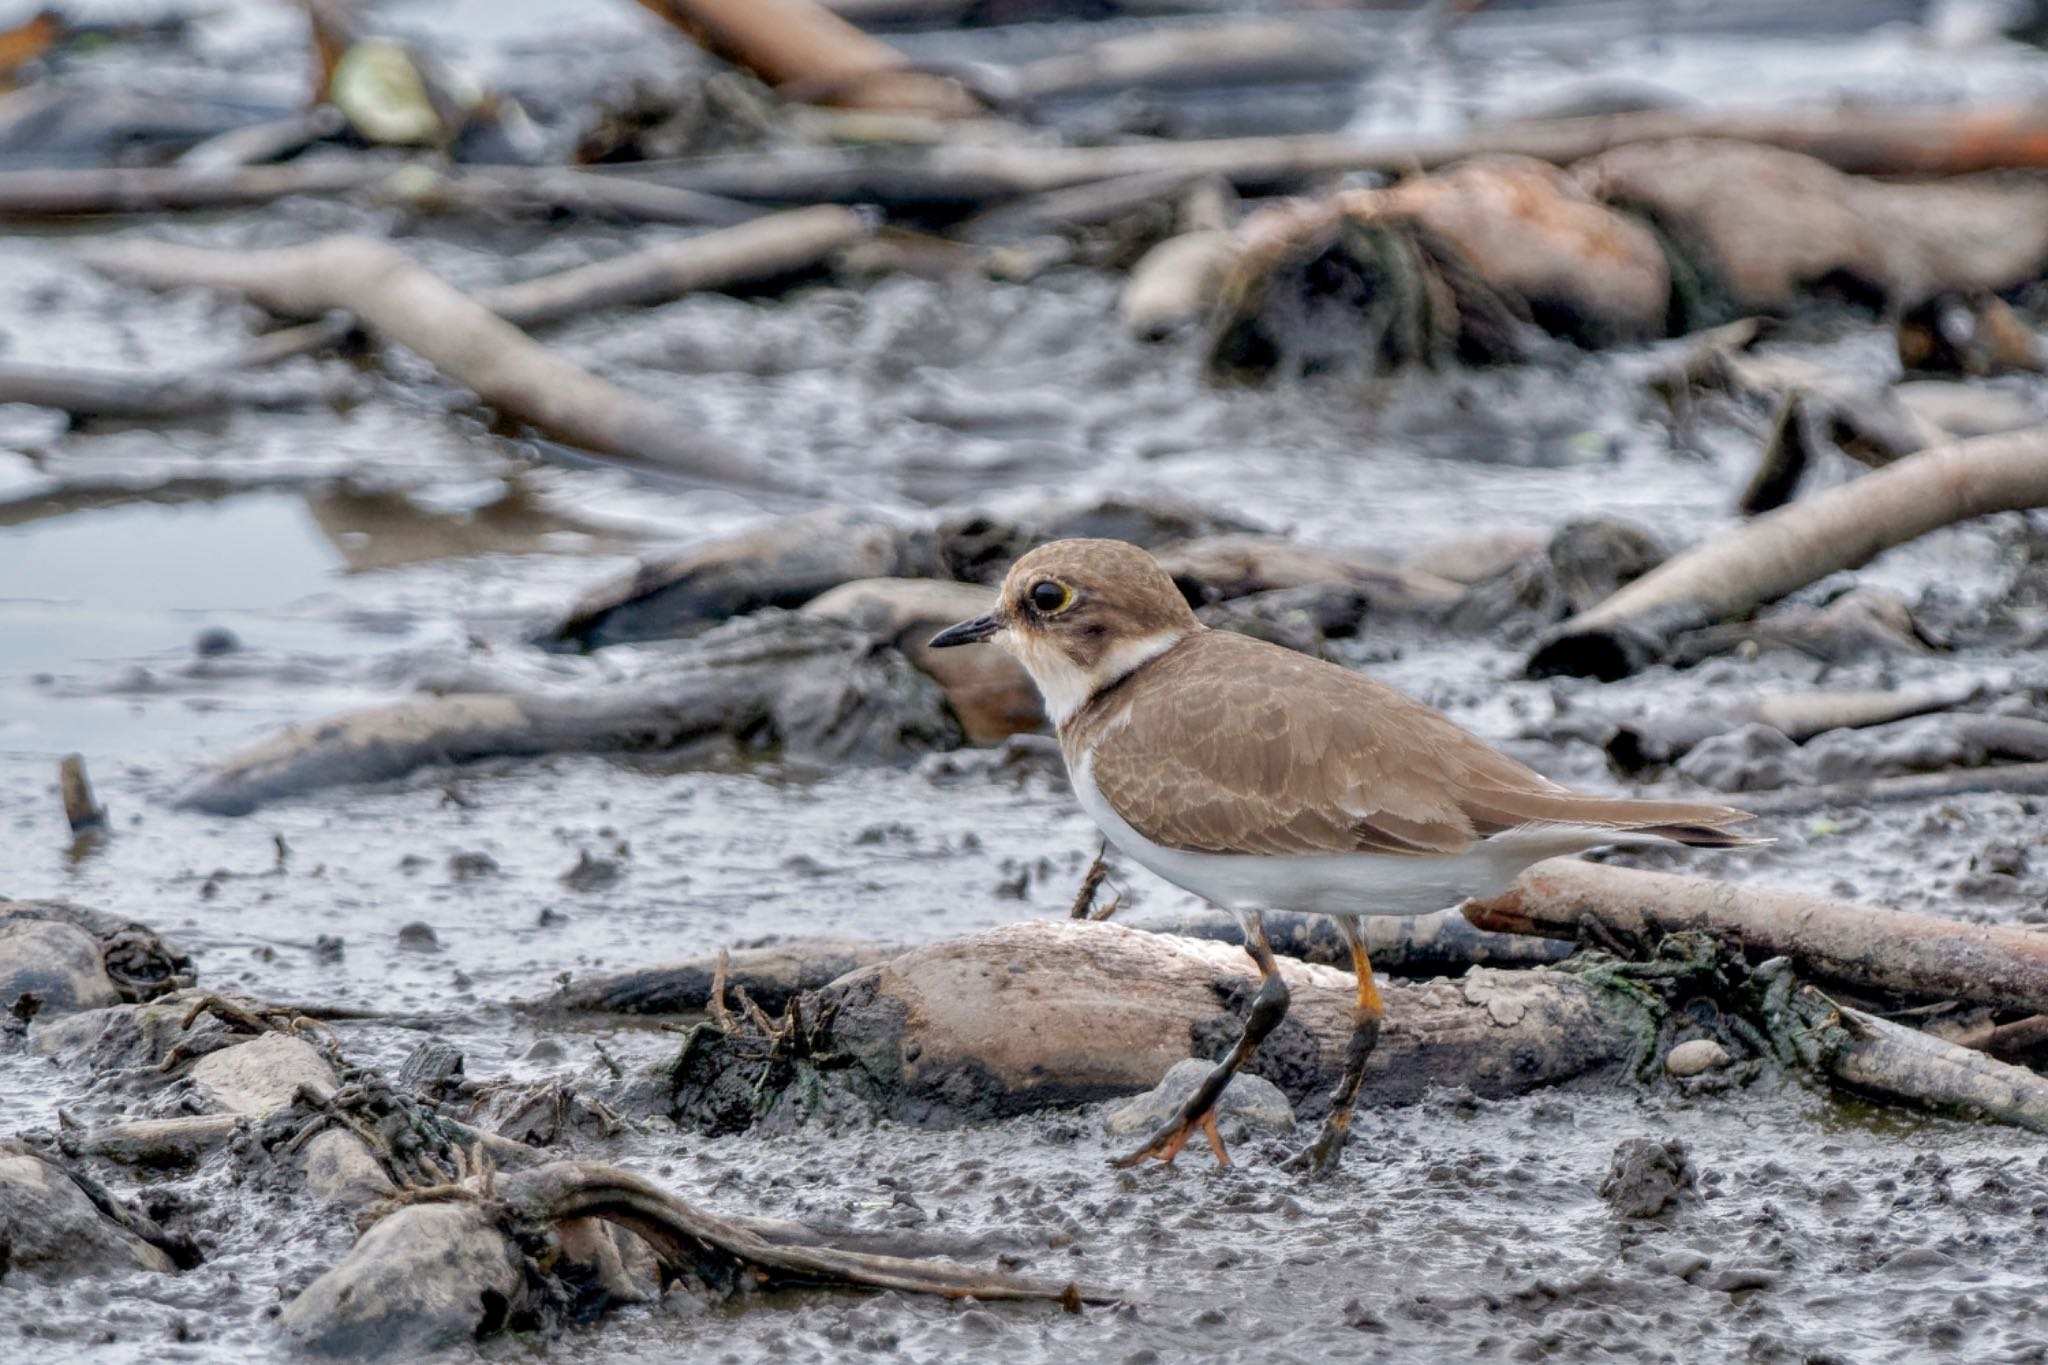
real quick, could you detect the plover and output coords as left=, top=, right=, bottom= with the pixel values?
left=931, top=538, right=1756, bottom=1177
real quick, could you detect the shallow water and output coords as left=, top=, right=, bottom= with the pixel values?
left=6, top=3, right=2048, bottom=1362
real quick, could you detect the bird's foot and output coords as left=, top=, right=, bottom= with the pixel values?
left=1283, top=1111, right=1350, bottom=1180
left=1111, top=1107, right=1229, bottom=1169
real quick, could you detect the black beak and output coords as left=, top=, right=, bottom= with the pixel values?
left=928, top=612, right=1000, bottom=648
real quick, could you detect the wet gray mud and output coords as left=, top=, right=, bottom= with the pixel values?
left=6, top=2, right=2048, bottom=1362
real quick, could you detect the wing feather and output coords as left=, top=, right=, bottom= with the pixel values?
left=1077, top=632, right=1752, bottom=857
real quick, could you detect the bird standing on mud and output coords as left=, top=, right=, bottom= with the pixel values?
left=931, top=538, right=1758, bottom=1177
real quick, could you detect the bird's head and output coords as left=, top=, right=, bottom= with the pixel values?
left=928, top=538, right=1198, bottom=725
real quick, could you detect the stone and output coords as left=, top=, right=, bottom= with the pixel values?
left=1102, top=1058, right=1296, bottom=1138
left=0, top=1153, right=174, bottom=1277
left=280, top=1203, right=524, bottom=1356
left=1599, top=1137, right=1695, bottom=1218
left=0, top=919, right=119, bottom=1017
left=188, top=1032, right=339, bottom=1114
left=1665, top=1038, right=1733, bottom=1077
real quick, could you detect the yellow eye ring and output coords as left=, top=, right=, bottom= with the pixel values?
left=1028, top=580, right=1073, bottom=614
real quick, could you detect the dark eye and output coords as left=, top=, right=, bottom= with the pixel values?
left=1029, top=580, right=1070, bottom=613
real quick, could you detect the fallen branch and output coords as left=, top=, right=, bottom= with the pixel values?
left=1738, top=760, right=2048, bottom=816
left=0, top=160, right=389, bottom=217
left=634, top=0, right=984, bottom=117
left=1465, top=860, right=2048, bottom=1017
left=79, top=234, right=777, bottom=491
left=619, top=102, right=2048, bottom=207
left=476, top=204, right=870, bottom=329
left=499, top=1160, right=1111, bottom=1303
left=1766, top=971, right=2048, bottom=1133
left=1528, top=424, right=2048, bottom=678
left=0, top=359, right=352, bottom=423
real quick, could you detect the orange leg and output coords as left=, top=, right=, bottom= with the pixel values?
left=1288, top=917, right=1383, bottom=1179
left=1113, top=912, right=1289, bottom=1170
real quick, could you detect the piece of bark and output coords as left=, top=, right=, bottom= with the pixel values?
left=1465, top=860, right=2048, bottom=1016
left=719, top=920, right=1645, bottom=1124
left=634, top=0, right=984, bottom=118
left=175, top=107, right=350, bottom=170
left=177, top=614, right=959, bottom=815
left=542, top=938, right=907, bottom=1015
left=79, top=235, right=777, bottom=492
left=1528, top=423, right=2048, bottom=679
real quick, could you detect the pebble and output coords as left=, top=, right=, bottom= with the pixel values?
left=1101, top=1059, right=1296, bottom=1138
left=397, top=921, right=441, bottom=952
left=1665, top=1039, right=1733, bottom=1077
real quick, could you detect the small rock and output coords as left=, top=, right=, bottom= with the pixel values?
left=279, top=1203, right=524, bottom=1355
left=397, top=922, right=441, bottom=952
left=1665, top=1039, right=1733, bottom=1077
left=313, top=934, right=346, bottom=963
left=188, top=1033, right=340, bottom=1114
left=192, top=626, right=241, bottom=658
left=1599, top=1137, right=1695, bottom=1218
left=0, top=1152, right=175, bottom=1277
left=448, top=851, right=499, bottom=880
left=0, top=919, right=120, bottom=1017
left=1101, top=1058, right=1295, bottom=1138
left=560, top=850, right=622, bottom=892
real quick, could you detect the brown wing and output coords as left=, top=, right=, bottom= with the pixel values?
left=1076, top=631, right=1752, bottom=857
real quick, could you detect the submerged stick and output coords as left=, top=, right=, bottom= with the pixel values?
left=1529, top=424, right=2048, bottom=678
left=58, top=754, right=107, bottom=833
left=1465, top=861, right=2048, bottom=1016
left=79, top=235, right=776, bottom=492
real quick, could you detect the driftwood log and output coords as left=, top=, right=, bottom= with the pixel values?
left=542, top=937, right=907, bottom=1016
left=1528, top=424, right=2048, bottom=678
left=176, top=614, right=959, bottom=815
left=1465, top=861, right=2048, bottom=1017
left=673, top=920, right=1650, bottom=1129
left=78, top=235, right=779, bottom=492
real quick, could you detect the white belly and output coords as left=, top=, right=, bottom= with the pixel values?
left=1069, top=753, right=1605, bottom=917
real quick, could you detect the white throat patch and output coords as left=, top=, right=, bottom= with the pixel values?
left=1005, top=627, right=1187, bottom=728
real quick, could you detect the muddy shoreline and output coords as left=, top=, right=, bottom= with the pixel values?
left=7, top=1, right=2048, bottom=1361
